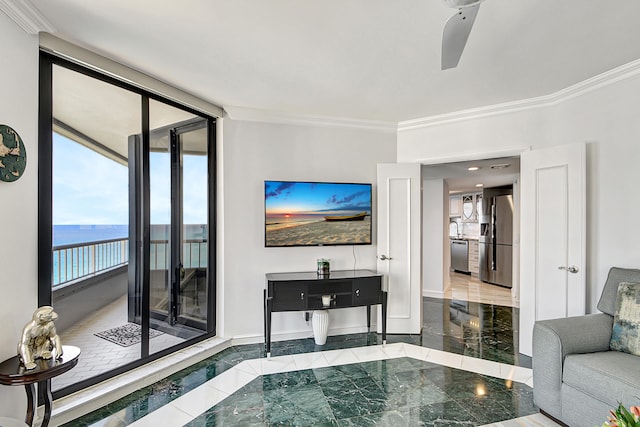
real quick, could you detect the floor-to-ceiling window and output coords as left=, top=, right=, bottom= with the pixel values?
left=38, top=52, right=216, bottom=398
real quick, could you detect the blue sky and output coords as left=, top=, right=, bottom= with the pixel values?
left=53, top=133, right=207, bottom=225
left=265, top=181, right=371, bottom=215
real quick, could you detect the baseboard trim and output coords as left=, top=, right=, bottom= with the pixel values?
left=231, top=325, right=373, bottom=347
left=423, top=290, right=444, bottom=298
left=539, top=410, right=569, bottom=427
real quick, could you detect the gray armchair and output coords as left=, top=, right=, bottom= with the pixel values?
left=532, top=267, right=640, bottom=427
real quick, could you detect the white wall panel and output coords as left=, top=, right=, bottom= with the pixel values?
left=0, top=11, right=39, bottom=420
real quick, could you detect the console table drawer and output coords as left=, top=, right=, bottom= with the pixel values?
left=271, top=283, right=307, bottom=311
left=352, top=277, right=382, bottom=305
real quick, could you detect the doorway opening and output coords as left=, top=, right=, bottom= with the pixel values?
left=421, top=156, right=521, bottom=308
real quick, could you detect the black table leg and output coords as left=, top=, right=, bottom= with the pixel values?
left=24, top=383, right=35, bottom=426
left=39, top=379, right=53, bottom=427
left=382, top=291, right=388, bottom=344
left=366, top=305, right=371, bottom=332
left=265, top=290, right=273, bottom=358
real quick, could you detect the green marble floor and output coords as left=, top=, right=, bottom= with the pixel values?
left=63, top=297, right=536, bottom=426
left=185, top=357, right=535, bottom=426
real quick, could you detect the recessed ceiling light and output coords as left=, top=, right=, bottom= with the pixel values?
left=467, top=166, right=480, bottom=171
left=475, top=183, right=484, bottom=187
left=490, top=163, right=510, bottom=169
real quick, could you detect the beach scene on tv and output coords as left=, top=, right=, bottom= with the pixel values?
left=265, top=181, right=372, bottom=247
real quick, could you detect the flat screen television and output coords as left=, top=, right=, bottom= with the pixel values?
left=265, top=180, right=372, bottom=247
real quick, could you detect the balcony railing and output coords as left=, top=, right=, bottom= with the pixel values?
left=53, top=238, right=129, bottom=288
left=53, top=238, right=208, bottom=288
left=150, top=239, right=208, bottom=270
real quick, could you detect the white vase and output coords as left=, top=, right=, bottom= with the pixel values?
left=312, top=310, right=329, bottom=345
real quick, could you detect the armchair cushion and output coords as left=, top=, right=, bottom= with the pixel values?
left=532, top=313, right=613, bottom=419
left=563, top=351, right=640, bottom=408
left=597, top=267, right=640, bottom=316
left=610, top=282, right=640, bottom=356
left=533, top=267, right=640, bottom=427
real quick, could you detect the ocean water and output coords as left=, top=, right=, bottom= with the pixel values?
left=53, top=224, right=208, bottom=246
left=53, top=225, right=129, bottom=246
left=52, top=224, right=208, bottom=286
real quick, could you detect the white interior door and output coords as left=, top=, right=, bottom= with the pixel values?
left=519, top=142, right=586, bottom=356
left=377, top=163, right=422, bottom=334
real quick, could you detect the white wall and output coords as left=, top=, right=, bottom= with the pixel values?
left=221, top=119, right=396, bottom=341
left=398, top=74, right=640, bottom=313
left=422, top=178, right=445, bottom=298
left=0, top=12, right=39, bottom=419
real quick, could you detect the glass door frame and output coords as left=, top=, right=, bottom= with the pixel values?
left=169, top=119, right=212, bottom=330
left=38, top=51, right=217, bottom=398
left=130, top=117, right=212, bottom=333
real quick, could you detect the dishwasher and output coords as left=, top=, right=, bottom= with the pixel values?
left=451, top=239, right=469, bottom=273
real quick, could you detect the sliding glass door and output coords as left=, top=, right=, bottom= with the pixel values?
left=40, top=53, right=216, bottom=397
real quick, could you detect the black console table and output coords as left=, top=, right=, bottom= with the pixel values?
left=264, top=269, right=387, bottom=357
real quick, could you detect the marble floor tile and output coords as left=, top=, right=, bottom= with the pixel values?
left=350, top=344, right=391, bottom=363
left=207, top=366, right=255, bottom=396
left=426, top=348, right=465, bottom=368
left=321, top=348, right=361, bottom=366
left=264, top=384, right=335, bottom=426
left=482, top=413, right=562, bottom=426
left=445, top=272, right=519, bottom=308
left=322, top=376, right=389, bottom=420
left=127, top=403, right=192, bottom=427
left=169, top=383, right=229, bottom=418
left=260, top=354, right=296, bottom=375
left=292, top=351, right=330, bottom=370
left=62, top=297, right=540, bottom=427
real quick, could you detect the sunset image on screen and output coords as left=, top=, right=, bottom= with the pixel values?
left=265, top=181, right=372, bottom=247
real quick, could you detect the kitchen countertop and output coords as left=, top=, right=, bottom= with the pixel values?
left=449, top=236, right=479, bottom=241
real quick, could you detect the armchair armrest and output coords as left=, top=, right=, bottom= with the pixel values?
left=532, top=313, right=613, bottom=419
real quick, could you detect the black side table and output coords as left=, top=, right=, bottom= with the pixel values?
left=0, top=345, right=80, bottom=427
left=265, top=270, right=387, bottom=358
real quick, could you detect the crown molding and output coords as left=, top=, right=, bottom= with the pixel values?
left=224, top=106, right=397, bottom=134
left=398, top=58, right=640, bottom=132
left=0, top=0, right=54, bottom=34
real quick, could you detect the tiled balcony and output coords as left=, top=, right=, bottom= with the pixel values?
left=52, top=237, right=208, bottom=392
left=54, top=294, right=186, bottom=391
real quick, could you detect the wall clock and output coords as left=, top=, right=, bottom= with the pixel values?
left=0, top=124, right=27, bottom=182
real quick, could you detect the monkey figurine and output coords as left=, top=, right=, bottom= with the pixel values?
left=18, top=306, right=63, bottom=370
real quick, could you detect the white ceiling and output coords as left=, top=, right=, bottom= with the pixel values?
left=52, top=66, right=199, bottom=159
left=422, top=156, right=519, bottom=193
left=19, top=0, right=640, bottom=122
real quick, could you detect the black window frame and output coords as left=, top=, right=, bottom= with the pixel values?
left=38, top=51, right=217, bottom=399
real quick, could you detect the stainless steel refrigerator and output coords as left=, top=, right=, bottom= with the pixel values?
left=479, top=194, right=513, bottom=288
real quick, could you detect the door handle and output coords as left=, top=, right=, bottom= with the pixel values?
left=378, top=254, right=392, bottom=261
left=558, top=265, right=579, bottom=274
left=175, top=263, right=185, bottom=282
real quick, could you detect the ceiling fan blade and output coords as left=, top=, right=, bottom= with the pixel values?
left=441, top=4, right=480, bottom=70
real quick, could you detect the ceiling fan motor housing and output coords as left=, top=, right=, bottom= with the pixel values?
left=443, top=0, right=484, bottom=8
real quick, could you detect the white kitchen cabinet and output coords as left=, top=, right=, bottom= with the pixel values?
left=462, top=192, right=482, bottom=223
left=468, top=240, right=479, bottom=276
left=462, top=194, right=474, bottom=221
left=449, top=194, right=462, bottom=217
